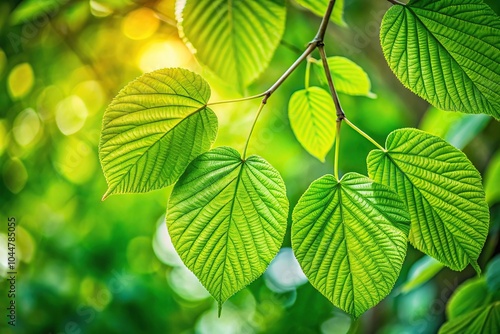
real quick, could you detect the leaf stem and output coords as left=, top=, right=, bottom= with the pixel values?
left=344, top=118, right=386, bottom=151
left=243, top=102, right=266, bottom=159
left=318, top=44, right=345, bottom=120
left=214, top=0, right=339, bottom=158
left=305, top=58, right=312, bottom=89
left=334, top=120, right=341, bottom=180
left=208, top=93, right=267, bottom=106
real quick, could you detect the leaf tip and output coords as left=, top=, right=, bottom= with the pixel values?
left=102, top=189, right=113, bottom=201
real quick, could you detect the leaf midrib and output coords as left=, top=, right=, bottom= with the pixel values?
left=218, top=159, right=245, bottom=303
left=383, top=150, right=475, bottom=267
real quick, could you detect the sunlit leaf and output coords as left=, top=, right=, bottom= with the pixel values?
left=288, top=87, right=336, bottom=161
left=99, top=68, right=217, bottom=199
left=292, top=173, right=410, bottom=317
left=380, top=0, right=500, bottom=118
left=439, top=302, right=500, bottom=334
left=294, top=0, right=346, bottom=26
left=177, top=0, right=286, bottom=91
left=367, top=129, right=490, bottom=271
left=399, top=255, right=444, bottom=294
left=313, top=57, right=376, bottom=98
left=167, top=147, right=289, bottom=312
left=446, top=277, right=491, bottom=320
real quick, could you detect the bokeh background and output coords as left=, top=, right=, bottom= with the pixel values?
left=1, top=0, right=500, bottom=333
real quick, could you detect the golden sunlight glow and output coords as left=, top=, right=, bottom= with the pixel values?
left=8, top=63, right=34, bottom=99
left=122, top=8, right=160, bottom=40
left=137, top=39, right=193, bottom=73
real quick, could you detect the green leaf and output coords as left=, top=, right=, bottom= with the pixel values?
left=167, top=147, right=289, bottom=312
left=313, top=57, right=376, bottom=98
left=294, top=0, right=346, bottom=26
left=446, top=277, right=491, bottom=320
left=9, top=0, right=68, bottom=25
left=439, top=302, right=500, bottom=334
left=486, top=255, right=500, bottom=293
left=367, top=129, right=490, bottom=271
left=292, top=172, right=410, bottom=317
left=485, top=151, right=500, bottom=205
left=380, top=0, right=500, bottom=118
left=99, top=68, right=217, bottom=199
left=288, top=87, right=336, bottom=162
left=399, top=255, right=444, bottom=294
left=177, top=0, right=286, bottom=91
left=419, top=107, right=490, bottom=150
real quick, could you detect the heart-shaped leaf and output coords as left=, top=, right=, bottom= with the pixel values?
left=167, top=147, right=289, bottom=313
left=292, top=172, right=410, bottom=317
left=367, top=128, right=490, bottom=271
left=99, top=68, right=217, bottom=199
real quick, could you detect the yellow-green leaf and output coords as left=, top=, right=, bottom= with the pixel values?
left=288, top=87, right=336, bottom=161
left=99, top=68, right=217, bottom=199
left=177, top=0, right=286, bottom=91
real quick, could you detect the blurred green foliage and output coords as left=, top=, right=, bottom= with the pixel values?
left=0, top=0, right=499, bottom=333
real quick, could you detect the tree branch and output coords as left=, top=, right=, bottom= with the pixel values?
left=314, top=0, right=337, bottom=42
left=261, top=0, right=337, bottom=104
left=318, top=45, right=345, bottom=120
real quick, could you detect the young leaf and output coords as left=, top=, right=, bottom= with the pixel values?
left=294, top=0, right=346, bottom=27
left=288, top=87, right=336, bottom=161
left=313, top=56, right=376, bottom=98
left=167, top=147, right=289, bottom=313
left=292, top=173, right=410, bottom=317
left=99, top=68, right=217, bottom=199
left=177, top=0, right=286, bottom=91
left=439, top=302, right=500, bottom=334
left=367, top=129, right=490, bottom=272
left=446, top=277, right=491, bottom=320
left=380, top=0, right=500, bottom=119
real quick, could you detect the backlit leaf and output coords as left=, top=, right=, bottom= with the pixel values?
left=380, top=0, right=500, bottom=118
left=292, top=172, right=410, bottom=317
left=288, top=87, right=336, bottom=161
left=367, top=129, right=490, bottom=271
left=167, top=147, right=289, bottom=312
left=177, top=0, right=286, bottom=91
left=313, top=57, right=376, bottom=98
left=294, top=0, right=346, bottom=26
left=99, top=68, right=217, bottom=199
